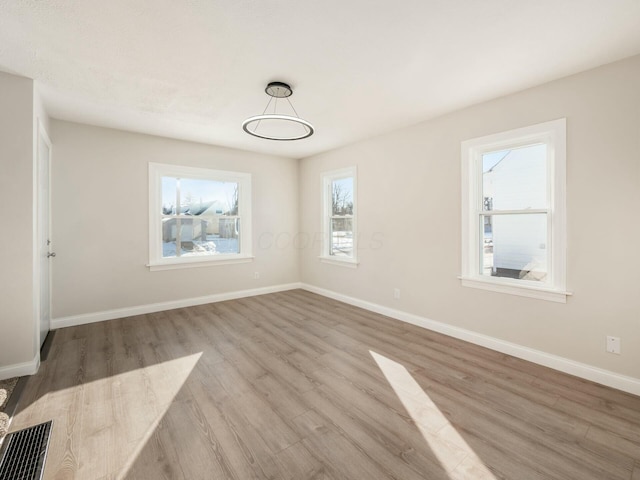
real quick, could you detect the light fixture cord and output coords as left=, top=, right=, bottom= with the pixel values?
left=262, top=95, right=275, bottom=115
left=286, top=97, right=301, bottom=118
left=253, top=95, right=276, bottom=133
left=286, top=96, right=309, bottom=133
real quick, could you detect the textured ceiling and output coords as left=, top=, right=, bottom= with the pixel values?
left=1, top=0, right=640, bottom=159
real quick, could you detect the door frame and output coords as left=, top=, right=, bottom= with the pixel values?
left=34, top=117, right=52, bottom=353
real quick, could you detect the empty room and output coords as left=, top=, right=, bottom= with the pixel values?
left=1, top=1, right=639, bottom=479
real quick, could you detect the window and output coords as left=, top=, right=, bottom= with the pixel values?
left=321, top=167, right=357, bottom=266
left=148, top=163, right=252, bottom=270
left=460, top=119, right=568, bottom=302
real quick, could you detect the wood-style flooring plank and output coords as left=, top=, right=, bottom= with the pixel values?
left=273, top=441, right=325, bottom=480
left=300, top=384, right=456, bottom=480
left=8, top=289, right=640, bottom=480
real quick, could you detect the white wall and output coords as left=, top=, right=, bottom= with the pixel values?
left=0, top=71, right=36, bottom=373
left=299, top=55, right=640, bottom=379
left=50, top=121, right=299, bottom=319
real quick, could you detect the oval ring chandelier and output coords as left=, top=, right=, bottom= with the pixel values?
left=242, top=82, right=314, bottom=141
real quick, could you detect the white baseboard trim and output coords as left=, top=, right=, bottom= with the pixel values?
left=0, top=352, right=39, bottom=381
left=51, top=282, right=303, bottom=330
left=300, top=283, right=640, bottom=396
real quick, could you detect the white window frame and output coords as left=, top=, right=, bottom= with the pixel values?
left=460, top=119, right=570, bottom=303
left=148, top=163, right=253, bottom=271
left=320, top=166, right=358, bottom=267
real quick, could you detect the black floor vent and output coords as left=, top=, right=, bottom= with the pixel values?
left=0, top=420, right=52, bottom=480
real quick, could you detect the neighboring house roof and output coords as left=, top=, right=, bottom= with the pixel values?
left=188, top=201, right=217, bottom=216
left=165, top=200, right=219, bottom=216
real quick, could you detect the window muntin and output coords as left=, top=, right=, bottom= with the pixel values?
left=149, top=164, right=252, bottom=269
left=480, top=143, right=549, bottom=283
left=322, top=167, right=357, bottom=264
left=461, top=119, right=567, bottom=301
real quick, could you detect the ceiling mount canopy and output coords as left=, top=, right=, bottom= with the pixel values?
left=242, top=81, right=314, bottom=141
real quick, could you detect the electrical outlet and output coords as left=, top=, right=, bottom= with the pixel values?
left=254, top=272, right=260, bottom=280
left=393, top=288, right=400, bottom=300
left=606, top=336, right=621, bottom=354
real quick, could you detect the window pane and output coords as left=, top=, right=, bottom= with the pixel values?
left=162, top=217, right=240, bottom=258
left=161, top=178, right=240, bottom=259
left=161, top=177, right=177, bottom=215
left=332, top=177, right=354, bottom=216
left=162, top=218, right=179, bottom=257
left=330, top=217, right=353, bottom=257
left=179, top=178, right=238, bottom=215
left=481, top=213, right=547, bottom=282
left=482, top=144, right=546, bottom=211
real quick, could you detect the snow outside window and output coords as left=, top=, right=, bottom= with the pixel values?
left=460, top=119, right=569, bottom=302
left=148, top=164, right=252, bottom=271
left=321, top=167, right=358, bottom=267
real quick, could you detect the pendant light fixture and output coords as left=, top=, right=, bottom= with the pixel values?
left=242, top=82, right=314, bottom=141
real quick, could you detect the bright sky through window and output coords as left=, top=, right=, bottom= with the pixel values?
left=161, top=177, right=238, bottom=214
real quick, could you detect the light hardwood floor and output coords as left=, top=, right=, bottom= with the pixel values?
left=11, top=289, right=640, bottom=479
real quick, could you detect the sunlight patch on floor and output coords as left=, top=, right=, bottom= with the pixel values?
left=117, top=352, right=202, bottom=479
left=370, top=350, right=496, bottom=479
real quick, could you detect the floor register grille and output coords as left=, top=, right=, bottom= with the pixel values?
left=0, top=421, right=52, bottom=480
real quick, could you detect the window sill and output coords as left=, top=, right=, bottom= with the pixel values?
left=148, top=255, right=254, bottom=271
left=458, top=275, right=571, bottom=303
left=319, top=256, right=359, bottom=268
